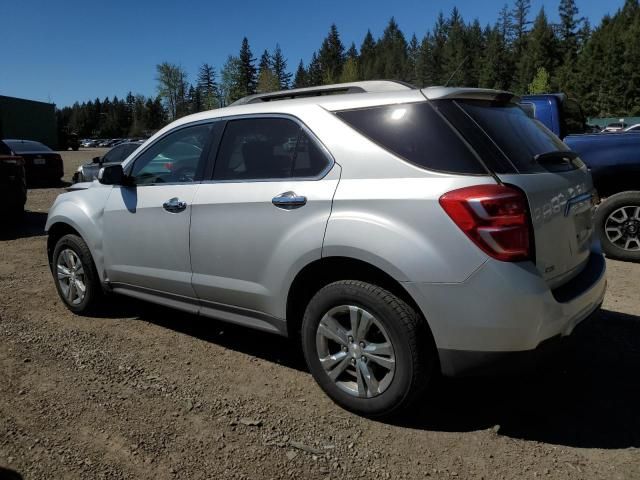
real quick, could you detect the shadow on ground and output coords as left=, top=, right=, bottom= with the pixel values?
left=0, top=467, right=24, bottom=480
left=90, top=297, right=640, bottom=450
left=0, top=211, right=48, bottom=240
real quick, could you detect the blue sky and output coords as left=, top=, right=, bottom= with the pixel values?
left=1, top=0, right=625, bottom=108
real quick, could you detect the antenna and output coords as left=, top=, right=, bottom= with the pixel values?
left=444, top=56, right=469, bottom=87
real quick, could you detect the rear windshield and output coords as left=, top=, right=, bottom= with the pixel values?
left=335, top=102, right=486, bottom=175
left=439, top=100, right=582, bottom=173
left=4, top=140, right=52, bottom=153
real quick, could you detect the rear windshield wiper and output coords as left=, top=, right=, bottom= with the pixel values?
left=533, top=150, right=579, bottom=164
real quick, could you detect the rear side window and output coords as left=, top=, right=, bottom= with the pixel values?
left=448, top=100, right=580, bottom=173
left=335, top=102, right=486, bottom=174
left=561, top=98, right=586, bottom=136
left=213, top=117, right=330, bottom=181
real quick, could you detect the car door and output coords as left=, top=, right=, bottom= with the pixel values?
left=102, top=122, right=216, bottom=302
left=189, top=116, right=340, bottom=329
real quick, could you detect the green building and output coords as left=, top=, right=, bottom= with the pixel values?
left=0, top=95, right=57, bottom=148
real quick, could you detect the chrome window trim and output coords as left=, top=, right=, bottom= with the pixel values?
left=205, top=112, right=336, bottom=184
left=123, top=119, right=219, bottom=187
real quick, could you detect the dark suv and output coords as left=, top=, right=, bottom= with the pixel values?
left=0, top=140, right=27, bottom=219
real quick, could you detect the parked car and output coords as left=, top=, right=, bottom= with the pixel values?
left=2, top=139, right=63, bottom=185
left=81, top=139, right=98, bottom=148
left=603, top=121, right=627, bottom=132
left=0, top=140, right=27, bottom=219
left=521, top=93, right=640, bottom=261
left=72, top=141, right=143, bottom=183
left=46, top=82, right=606, bottom=417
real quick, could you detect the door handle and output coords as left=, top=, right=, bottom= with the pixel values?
left=163, top=197, right=187, bottom=213
left=272, top=191, right=307, bottom=210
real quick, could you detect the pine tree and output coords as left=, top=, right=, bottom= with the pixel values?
left=318, top=24, right=345, bottom=83
left=359, top=30, right=377, bottom=80
left=293, top=60, right=308, bottom=88
left=406, top=34, right=420, bottom=85
left=511, top=0, right=532, bottom=55
left=272, top=44, right=292, bottom=90
left=514, top=7, right=558, bottom=94
left=308, top=52, right=323, bottom=86
left=479, top=25, right=510, bottom=89
left=442, top=8, right=469, bottom=86
left=430, top=12, right=448, bottom=85
left=220, top=55, right=243, bottom=105
left=197, top=63, right=219, bottom=110
left=238, top=37, right=257, bottom=97
left=415, top=34, right=433, bottom=87
left=376, top=17, right=409, bottom=80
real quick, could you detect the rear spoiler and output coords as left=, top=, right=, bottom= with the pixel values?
left=422, top=87, right=519, bottom=104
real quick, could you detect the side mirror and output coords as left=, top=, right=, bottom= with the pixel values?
left=92, top=156, right=101, bottom=163
left=98, top=164, right=133, bottom=186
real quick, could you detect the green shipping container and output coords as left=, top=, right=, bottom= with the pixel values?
left=0, top=95, right=57, bottom=149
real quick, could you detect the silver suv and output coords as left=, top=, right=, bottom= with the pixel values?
left=46, top=81, right=606, bottom=417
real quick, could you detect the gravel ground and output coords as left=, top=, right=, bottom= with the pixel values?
left=1, top=149, right=639, bottom=480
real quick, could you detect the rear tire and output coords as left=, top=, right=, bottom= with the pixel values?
left=301, top=280, right=435, bottom=418
left=595, top=191, right=640, bottom=262
left=52, top=234, right=103, bottom=313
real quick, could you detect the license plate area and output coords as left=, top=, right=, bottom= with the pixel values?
left=33, top=158, right=46, bottom=165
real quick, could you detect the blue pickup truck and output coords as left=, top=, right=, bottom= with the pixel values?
left=521, top=94, right=640, bottom=262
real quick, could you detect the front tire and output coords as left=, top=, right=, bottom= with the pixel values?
left=301, top=280, right=434, bottom=417
left=595, top=191, right=640, bottom=262
left=52, top=234, right=102, bottom=313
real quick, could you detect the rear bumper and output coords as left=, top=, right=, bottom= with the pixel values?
left=26, top=164, right=63, bottom=183
left=403, top=248, right=607, bottom=376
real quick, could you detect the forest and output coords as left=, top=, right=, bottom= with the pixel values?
left=57, top=0, right=640, bottom=139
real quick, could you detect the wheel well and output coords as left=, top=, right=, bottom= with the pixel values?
left=47, top=223, right=81, bottom=265
left=286, top=257, right=424, bottom=339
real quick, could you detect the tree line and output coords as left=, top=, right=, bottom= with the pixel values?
left=58, top=0, right=640, bottom=139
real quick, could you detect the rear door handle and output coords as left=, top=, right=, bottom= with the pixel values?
left=163, top=197, right=187, bottom=213
left=272, top=191, right=307, bottom=210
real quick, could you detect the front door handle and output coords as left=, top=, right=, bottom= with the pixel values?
left=163, top=197, right=187, bottom=213
left=272, top=191, right=307, bottom=210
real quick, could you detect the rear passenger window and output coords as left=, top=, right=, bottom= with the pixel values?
left=213, top=118, right=330, bottom=181
left=335, top=102, right=486, bottom=174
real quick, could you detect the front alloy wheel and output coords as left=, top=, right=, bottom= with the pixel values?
left=52, top=233, right=102, bottom=313
left=56, top=249, right=87, bottom=305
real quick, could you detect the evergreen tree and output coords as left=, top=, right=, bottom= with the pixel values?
left=511, top=0, right=532, bottom=56
left=407, top=34, right=420, bottom=85
left=238, top=37, right=257, bottom=97
left=272, top=44, right=292, bottom=89
left=430, top=13, right=448, bottom=85
left=293, top=60, right=308, bottom=88
left=479, top=25, right=511, bottom=89
left=514, top=7, right=558, bottom=93
left=318, top=24, right=345, bottom=83
left=197, top=63, right=219, bottom=110
left=376, top=17, right=409, bottom=80
left=307, top=52, right=323, bottom=86
left=442, top=8, right=470, bottom=86
left=359, top=30, right=377, bottom=80
left=414, top=34, right=434, bottom=87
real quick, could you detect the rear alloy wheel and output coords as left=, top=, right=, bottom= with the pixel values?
left=52, top=234, right=102, bottom=313
left=596, top=192, right=640, bottom=262
left=302, top=280, right=434, bottom=417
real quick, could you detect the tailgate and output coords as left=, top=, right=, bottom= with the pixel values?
left=499, top=170, right=595, bottom=287
left=433, top=95, right=597, bottom=288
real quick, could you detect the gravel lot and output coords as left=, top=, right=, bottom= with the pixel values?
left=1, top=149, right=639, bottom=479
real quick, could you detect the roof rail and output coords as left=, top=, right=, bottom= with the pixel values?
left=230, top=80, right=416, bottom=106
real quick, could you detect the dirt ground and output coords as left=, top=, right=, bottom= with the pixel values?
left=1, top=149, right=639, bottom=480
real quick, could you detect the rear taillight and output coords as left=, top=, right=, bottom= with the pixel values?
left=439, top=184, right=531, bottom=262
left=0, top=157, right=24, bottom=166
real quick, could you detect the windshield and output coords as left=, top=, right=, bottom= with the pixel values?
left=4, top=140, right=53, bottom=153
